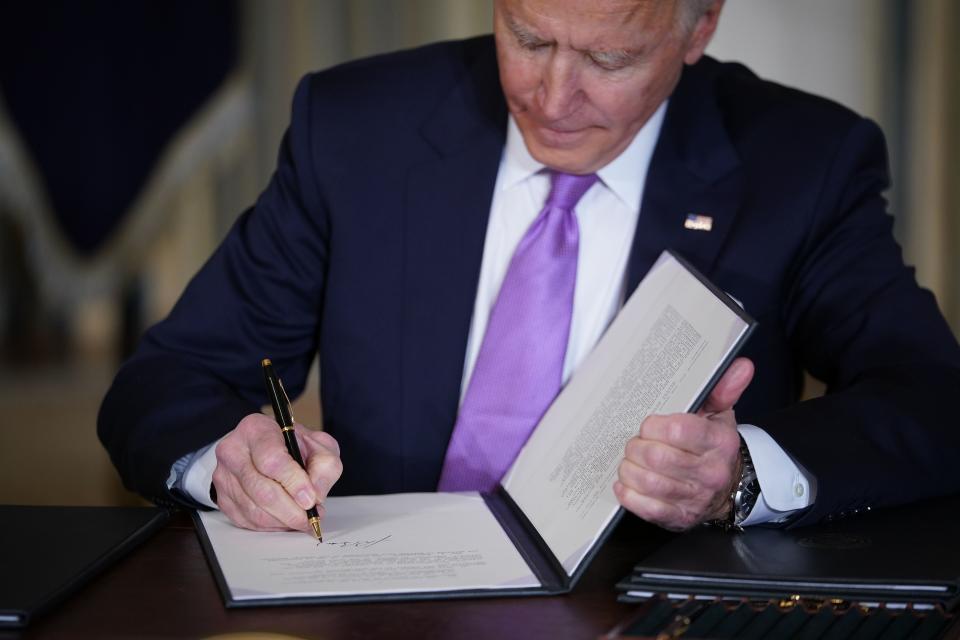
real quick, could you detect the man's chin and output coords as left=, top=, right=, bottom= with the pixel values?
left=519, top=124, right=612, bottom=174
left=527, top=142, right=606, bottom=175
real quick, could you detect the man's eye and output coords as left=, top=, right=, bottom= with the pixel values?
left=588, top=54, right=628, bottom=71
left=515, top=32, right=549, bottom=51
left=588, top=48, right=640, bottom=71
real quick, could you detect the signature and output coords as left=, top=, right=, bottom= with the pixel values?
left=319, top=534, right=392, bottom=549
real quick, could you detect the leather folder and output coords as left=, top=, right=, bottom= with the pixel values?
left=618, top=495, right=960, bottom=609
left=0, top=505, right=169, bottom=627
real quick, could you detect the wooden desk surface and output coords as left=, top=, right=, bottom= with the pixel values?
left=11, top=512, right=672, bottom=639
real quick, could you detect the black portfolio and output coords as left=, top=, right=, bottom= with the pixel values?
left=609, top=496, right=960, bottom=638
left=618, top=495, right=960, bottom=609
left=0, top=505, right=169, bottom=628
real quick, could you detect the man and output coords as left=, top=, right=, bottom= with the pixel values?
left=99, top=0, right=960, bottom=536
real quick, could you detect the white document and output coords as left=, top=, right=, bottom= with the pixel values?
left=502, top=252, right=752, bottom=574
left=198, top=492, right=539, bottom=601
left=197, top=251, right=753, bottom=604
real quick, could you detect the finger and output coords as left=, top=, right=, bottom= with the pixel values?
left=214, top=414, right=316, bottom=532
left=299, top=427, right=341, bottom=457
left=214, top=430, right=283, bottom=530
left=617, top=458, right=698, bottom=502
left=213, top=468, right=257, bottom=531
left=699, top=357, right=754, bottom=415
left=298, top=428, right=343, bottom=500
left=624, top=437, right=701, bottom=477
left=621, top=437, right=737, bottom=504
left=217, top=489, right=291, bottom=532
left=214, top=465, right=294, bottom=531
left=238, top=461, right=313, bottom=531
left=215, top=492, right=256, bottom=530
left=219, top=432, right=314, bottom=530
left=305, top=448, right=343, bottom=501
left=638, top=413, right=724, bottom=455
left=613, top=481, right=696, bottom=531
left=249, top=435, right=318, bottom=511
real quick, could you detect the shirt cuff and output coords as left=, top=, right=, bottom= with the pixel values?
left=737, top=424, right=816, bottom=526
left=168, top=437, right=224, bottom=509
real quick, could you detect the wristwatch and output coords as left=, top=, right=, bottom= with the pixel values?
left=714, top=436, right=760, bottom=531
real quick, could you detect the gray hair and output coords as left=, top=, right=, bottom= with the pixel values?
left=679, top=0, right=716, bottom=35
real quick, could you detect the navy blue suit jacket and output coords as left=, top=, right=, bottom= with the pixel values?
left=99, top=36, right=960, bottom=526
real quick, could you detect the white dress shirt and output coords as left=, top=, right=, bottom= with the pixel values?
left=177, top=101, right=814, bottom=523
left=462, top=109, right=664, bottom=392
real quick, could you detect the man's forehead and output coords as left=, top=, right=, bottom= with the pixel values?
left=498, top=0, right=680, bottom=45
left=501, top=0, right=679, bottom=27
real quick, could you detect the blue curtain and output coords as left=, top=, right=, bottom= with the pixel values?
left=0, top=1, right=238, bottom=256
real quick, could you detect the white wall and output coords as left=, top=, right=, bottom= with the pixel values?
left=707, top=0, right=889, bottom=128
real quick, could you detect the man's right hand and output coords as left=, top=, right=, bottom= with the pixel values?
left=212, top=413, right=342, bottom=532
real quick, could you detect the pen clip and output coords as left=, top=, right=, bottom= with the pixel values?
left=277, top=377, right=295, bottom=423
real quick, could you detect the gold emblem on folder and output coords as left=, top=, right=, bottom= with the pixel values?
left=684, top=213, right=713, bottom=231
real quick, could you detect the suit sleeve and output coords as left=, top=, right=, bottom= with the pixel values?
left=98, top=75, right=330, bottom=507
left=759, top=118, right=960, bottom=526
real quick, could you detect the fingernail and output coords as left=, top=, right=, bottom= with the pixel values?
left=296, top=490, right=314, bottom=509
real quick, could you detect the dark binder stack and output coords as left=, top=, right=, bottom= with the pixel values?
left=604, top=594, right=958, bottom=639
left=607, top=496, right=960, bottom=638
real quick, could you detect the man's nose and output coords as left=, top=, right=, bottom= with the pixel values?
left=536, top=52, right=582, bottom=120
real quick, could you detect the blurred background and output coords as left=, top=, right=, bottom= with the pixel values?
left=1, top=0, right=957, bottom=507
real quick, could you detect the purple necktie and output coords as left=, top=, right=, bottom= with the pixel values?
left=438, top=171, right=598, bottom=491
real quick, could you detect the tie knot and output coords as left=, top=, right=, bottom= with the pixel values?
left=547, top=171, right=598, bottom=210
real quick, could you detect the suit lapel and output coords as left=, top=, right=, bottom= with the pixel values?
left=399, top=41, right=507, bottom=489
left=628, top=60, right=744, bottom=292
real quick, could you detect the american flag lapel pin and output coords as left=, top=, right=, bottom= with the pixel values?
left=684, top=213, right=713, bottom=231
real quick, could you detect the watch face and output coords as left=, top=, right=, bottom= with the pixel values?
left=732, top=438, right=759, bottom=525
left=733, top=475, right=760, bottom=524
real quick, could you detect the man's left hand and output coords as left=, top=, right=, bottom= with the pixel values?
left=614, top=357, right=755, bottom=531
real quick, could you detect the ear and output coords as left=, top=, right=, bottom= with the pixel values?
left=683, top=0, right=725, bottom=66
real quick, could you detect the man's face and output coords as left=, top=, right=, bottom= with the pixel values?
left=494, top=0, right=719, bottom=174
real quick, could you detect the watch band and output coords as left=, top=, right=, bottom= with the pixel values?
left=709, top=436, right=760, bottom=532
left=732, top=436, right=760, bottom=526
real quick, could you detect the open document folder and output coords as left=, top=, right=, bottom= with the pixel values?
left=195, top=250, right=757, bottom=607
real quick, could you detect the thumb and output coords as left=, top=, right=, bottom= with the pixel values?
left=301, top=429, right=343, bottom=501
left=700, top=357, right=754, bottom=415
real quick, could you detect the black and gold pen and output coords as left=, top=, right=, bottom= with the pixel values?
left=261, top=358, right=323, bottom=542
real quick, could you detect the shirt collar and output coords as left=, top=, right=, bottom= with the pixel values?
left=499, top=100, right=668, bottom=210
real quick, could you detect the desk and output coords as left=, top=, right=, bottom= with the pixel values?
left=11, top=512, right=672, bottom=639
